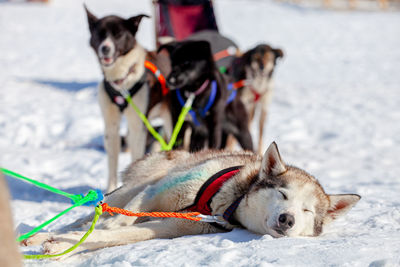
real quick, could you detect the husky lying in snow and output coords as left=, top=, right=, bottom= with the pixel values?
left=24, top=142, right=360, bottom=257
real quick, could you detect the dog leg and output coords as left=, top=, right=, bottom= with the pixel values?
left=208, top=105, right=224, bottom=149
left=104, top=121, right=121, bottom=193
left=124, top=85, right=148, bottom=162
left=233, top=100, right=254, bottom=151
left=41, top=219, right=217, bottom=257
left=99, top=83, right=122, bottom=193
left=101, top=185, right=156, bottom=229
left=257, top=93, right=271, bottom=155
left=190, top=127, right=208, bottom=152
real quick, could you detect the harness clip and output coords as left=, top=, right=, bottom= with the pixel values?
left=196, top=214, right=227, bottom=225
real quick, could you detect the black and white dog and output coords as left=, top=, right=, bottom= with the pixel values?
left=85, top=7, right=169, bottom=192
left=159, top=40, right=253, bottom=152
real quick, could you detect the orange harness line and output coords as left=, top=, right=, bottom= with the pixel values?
left=232, top=79, right=247, bottom=90
left=144, top=60, right=169, bottom=96
left=213, top=46, right=237, bottom=62
left=101, top=203, right=202, bottom=221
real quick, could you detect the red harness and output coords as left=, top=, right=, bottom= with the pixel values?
left=251, top=87, right=262, bottom=102
left=185, top=166, right=244, bottom=226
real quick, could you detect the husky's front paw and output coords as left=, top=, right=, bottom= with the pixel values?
left=41, top=231, right=82, bottom=256
left=42, top=237, right=74, bottom=256
left=21, top=233, right=50, bottom=246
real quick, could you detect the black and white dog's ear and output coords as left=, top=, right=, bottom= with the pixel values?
left=84, top=5, right=98, bottom=32
left=126, top=14, right=150, bottom=36
left=261, top=142, right=287, bottom=177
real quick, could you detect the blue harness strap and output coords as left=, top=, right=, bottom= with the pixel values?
left=200, top=80, right=217, bottom=117
left=176, top=80, right=237, bottom=126
left=176, top=80, right=217, bottom=126
left=176, top=89, right=201, bottom=126
left=226, top=83, right=237, bottom=105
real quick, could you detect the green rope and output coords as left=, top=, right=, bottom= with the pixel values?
left=17, top=190, right=99, bottom=242
left=123, top=93, right=169, bottom=150
left=165, top=94, right=194, bottom=151
left=0, top=167, right=82, bottom=203
left=24, top=205, right=103, bottom=260
left=123, top=92, right=194, bottom=151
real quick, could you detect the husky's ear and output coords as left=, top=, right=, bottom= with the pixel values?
left=157, top=42, right=178, bottom=54
left=126, top=14, right=150, bottom=36
left=189, top=40, right=212, bottom=59
left=84, top=5, right=98, bottom=32
left=273, top=48, right=284, bottom=60
left=261, top=142, right=287, bottom=177
left=324, top=194, right=361, bottom=223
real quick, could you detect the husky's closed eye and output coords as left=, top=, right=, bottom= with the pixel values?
left=278, top=190, right=288, bottom=200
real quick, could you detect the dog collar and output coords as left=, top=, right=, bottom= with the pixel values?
left=251, top=87, right=262, bottom=102
left=184, top=166, right=244, bottom=227
left=103, top=72, right=147, bottom=112
left=193, top=79, right=210, bottom=96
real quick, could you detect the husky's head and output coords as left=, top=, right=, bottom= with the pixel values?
left=232, top=44, right=283, bottom=96
left=239, top=142, right=360, bottom=237
left=84, top=6, right=149, bottom=67
left=158, top=40, right=216, bottom=90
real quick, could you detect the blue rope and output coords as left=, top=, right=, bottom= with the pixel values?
left=200, top=81, right=217, bottom=117
left=71, top=189, right=104, bottom=206
left=176, top=80, right=237, bottom=125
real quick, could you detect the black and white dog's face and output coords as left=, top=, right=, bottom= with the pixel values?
left=85, top=6, right=148, bottom=67
left=159, top=41, right=215, bottom=90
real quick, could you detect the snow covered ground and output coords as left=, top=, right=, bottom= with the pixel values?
left=1, top=0, right=400, bottom=266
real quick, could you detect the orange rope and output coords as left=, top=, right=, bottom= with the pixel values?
left=101, top=203, right=202, bottom=221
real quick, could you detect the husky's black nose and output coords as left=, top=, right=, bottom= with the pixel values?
left=101, top=45, right=111, bottom=55
left=166, top=75, right=179, bottom=89
left=278, top=213, right=295, bottom=230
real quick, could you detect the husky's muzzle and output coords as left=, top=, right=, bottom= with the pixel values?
left=98, top=37, right=116, bottom=67
left=273, top=213, right=295, bottom=236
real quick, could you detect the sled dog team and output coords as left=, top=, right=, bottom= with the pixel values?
left=23, top=7, right=360, bottom=256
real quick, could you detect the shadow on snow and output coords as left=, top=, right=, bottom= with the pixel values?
left=32, top=79, right=98, bottom=92
left=5, top=175, right=101, bottom=204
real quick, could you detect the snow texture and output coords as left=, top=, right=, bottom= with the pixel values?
left=1, top=0, right=400, bottom=266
